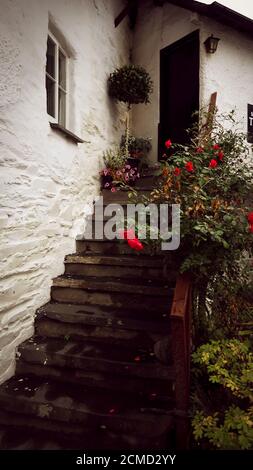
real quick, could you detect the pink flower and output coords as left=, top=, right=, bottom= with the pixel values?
left=209, top=159, right=218, bottom=168
left=196, top=146, right=204, bottom=153
left=185, top=161, right=194, bottom=172
left=116, top=170, right=122, bottom=177
left=111, top=187, right=116, bottom=193
left=104, top=182, right=110, bottom=188
left=125, top=165, right=131, bottom=170
left=103, top=168, right=110, bottom=176
left=165, top=139, right=172, bottom=149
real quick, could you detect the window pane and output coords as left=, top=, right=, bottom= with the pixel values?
left=58, top=88, right=66, bottom=126
left=46, top=76, right=55, bottom=117
left=46, top=36, right=56, bottom=78
left=59, top=50, right=67, bottom=90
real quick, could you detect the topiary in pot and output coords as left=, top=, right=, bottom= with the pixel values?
left=108, top=65, right=153, bottom=162
left=108, top=65, right=153, bottom=105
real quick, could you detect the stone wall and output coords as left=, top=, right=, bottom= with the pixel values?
left=0, top=0, right=130, bottom=383
left=132, top=0, right=253, bottom=161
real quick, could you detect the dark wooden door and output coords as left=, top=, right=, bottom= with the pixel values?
left=159, top=30, right=199, bottom=159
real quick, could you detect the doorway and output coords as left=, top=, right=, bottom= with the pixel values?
left=159, top=30, right=200, bottom=159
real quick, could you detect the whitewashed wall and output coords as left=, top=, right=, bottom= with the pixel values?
left=0, top=0, right=130, bottom=383
left=132, top=0, right=253, bottom=161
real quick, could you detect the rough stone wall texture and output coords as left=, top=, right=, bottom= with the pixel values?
left=0, top=0, right=131, bottom=383
left=132, top=0, right=253, bottom=161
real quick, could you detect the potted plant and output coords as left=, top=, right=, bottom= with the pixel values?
left=100, top=146, right=140, bottom=190
left=120, top=134, right=152, bottom=168
left=108, top=65, right=153, bottom=160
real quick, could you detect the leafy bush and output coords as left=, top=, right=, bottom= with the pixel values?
left=192, top=339, right=253, bottom=449
left=108, top=65, right=153, bottom=105
left=103, top=146, right=127, bottom=170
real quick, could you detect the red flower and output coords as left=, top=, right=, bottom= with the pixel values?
left=111, top=187, right=116, bottom=193
left=128, top=238, right=144, bottom=251
left=218, top=151, right=224, bottom=160
left=247, top=212, right=253, bottom=224
left=174, top=167, right=181, bottom=176
left=213, top=144, right=220, bottom=150
left=196, top=146, right=204, bottom=153
left=134, top=356, right=141, bottom=362
left=185, top=161, right=194, bottom=172
left=118, top=228, right=135, bottom=240
left=165, top=139, right=172, bottom=149
left=209, top=159, right=218, bottom=168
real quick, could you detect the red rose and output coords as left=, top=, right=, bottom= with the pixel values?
left=218, top=151, right=224, bottom=160
left=165, top=139, right=172, bottom=149
left=196, top=146, right=204, bottom=153
left=247, top=212, right=253, bottom=224
left=185, top=161, right=194, bottom=172
left=213, top=144, right=220, bottom=150
left=174, top=167, right=181, bottom=176
left=209, top=159, right=218, bottom=168
left=127, top=238, right=144, bottom=251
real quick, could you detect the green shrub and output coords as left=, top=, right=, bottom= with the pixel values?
left=192, top=339, right=253, bottom=449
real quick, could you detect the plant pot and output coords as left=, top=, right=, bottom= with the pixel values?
left=127, top=157, right=140, bottom=170
left=101, top=174, right=113, bottom=189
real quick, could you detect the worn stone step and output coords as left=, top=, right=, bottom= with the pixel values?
left=17, top=336, right=173, bottom=379
left=102, top=189, right=152, bottom=204
left=52, top=275, right=172, bottom=297
left=36, top=302, right=171, bottom=333
left=0, top=413, right=171, bottom=449
left=51, top=286, right=171, bottom=312
left=16, top=336, right=174, bottom=395
left=76, top=237, right=164, bottom=256
left=0, top=376, right=173, bottom=439
left=50, top=276, right=173, bottom=312
left=64, top=254, right=167, bottom=280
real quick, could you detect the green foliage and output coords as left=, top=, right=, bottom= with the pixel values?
left=103, top=146, right=127, bottom=170
left=108, top=65, right=153, bottom=105
left=192, top=339, right=253, bottom=449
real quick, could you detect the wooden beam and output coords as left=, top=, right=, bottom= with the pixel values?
left=114, top=5, right=130, bottom=28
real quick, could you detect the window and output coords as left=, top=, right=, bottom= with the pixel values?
left=46, top=32, right=68, bottom=127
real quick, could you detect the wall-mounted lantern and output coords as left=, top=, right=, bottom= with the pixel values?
left=204, top=35, right=220, bottom=53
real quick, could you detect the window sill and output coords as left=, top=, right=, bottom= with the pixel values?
left=50, top=122, right=84, bottom=144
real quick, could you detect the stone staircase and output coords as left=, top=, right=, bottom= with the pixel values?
left=0, top=171, right=187, bottom=450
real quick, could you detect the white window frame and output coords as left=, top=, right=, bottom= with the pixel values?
left=46, top=31, right=69, bottom=127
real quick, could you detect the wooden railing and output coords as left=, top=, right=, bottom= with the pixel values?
left=170, top=273, right=192, bottom=448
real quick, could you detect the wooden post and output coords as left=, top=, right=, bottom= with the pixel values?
left=170, top=273, right=192, bottom=448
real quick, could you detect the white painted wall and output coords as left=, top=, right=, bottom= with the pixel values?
left=0, top=0, right=131, bottom=383
left=132, top=0, right=253, bottom=161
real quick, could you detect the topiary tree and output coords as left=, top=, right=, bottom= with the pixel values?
left=108, top=65, right=153, bottom=159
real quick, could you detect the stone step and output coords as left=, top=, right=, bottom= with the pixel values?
left=76, top=238, right=150, bottom=255
left=36, top=302, right=171, bottom=332
left=0, top=376, right=174, bottom=440
left=0, top=412, right=172, bottom=449
left=102, top=188, right=152, bottom=204
left=16, top=336, right=174, bottom=395
left=50, top=275, right=173, bottom=313
left=64, top=254, right=168, bottom=280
